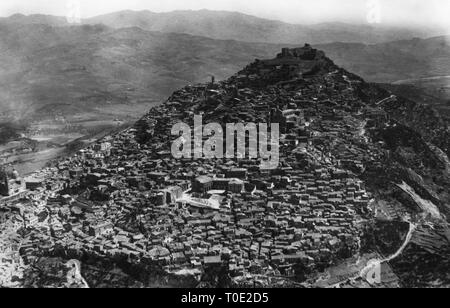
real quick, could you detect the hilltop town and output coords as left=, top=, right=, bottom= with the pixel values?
left=1, top=45, right=449, bottom=288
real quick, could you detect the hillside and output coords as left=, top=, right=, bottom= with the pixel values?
left=0, top=22, right=285, bottom=121
left=379, top=83, right=450, bottom=120
left=319, top=36, right=450, bottom=83
left=4, top=45, right=449, bottom=288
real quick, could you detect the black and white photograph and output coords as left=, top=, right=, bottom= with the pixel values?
left=0, top=0, right=449, bottom=292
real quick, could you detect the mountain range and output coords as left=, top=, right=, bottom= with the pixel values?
left=84, top=10, right=446, bottom=45
left=0, top=10, right=448, bottom=121
left=3, top=10, right=446, bottom=45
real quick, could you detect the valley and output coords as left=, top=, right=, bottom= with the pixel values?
left=0, top=102, right=156, bottom=175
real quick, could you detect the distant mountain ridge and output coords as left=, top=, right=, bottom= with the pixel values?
left=0, top=13, right=69, bottom=27
left=85, top=10, right=445, bottom=45
left=1, top=10, right=445, bottom=45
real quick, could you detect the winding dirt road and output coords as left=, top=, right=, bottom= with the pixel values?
left=358, top=222, right=416, bottom=284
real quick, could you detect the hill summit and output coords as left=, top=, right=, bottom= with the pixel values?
left=237, top=44, right=335, bottom=86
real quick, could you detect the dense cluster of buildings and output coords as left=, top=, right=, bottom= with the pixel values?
left=0, top=46, right=395, bottom=287
left=0, top=209, right=25, bottom=287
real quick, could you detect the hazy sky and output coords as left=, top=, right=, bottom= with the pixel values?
left=0, top=0, right=449, bottom=29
